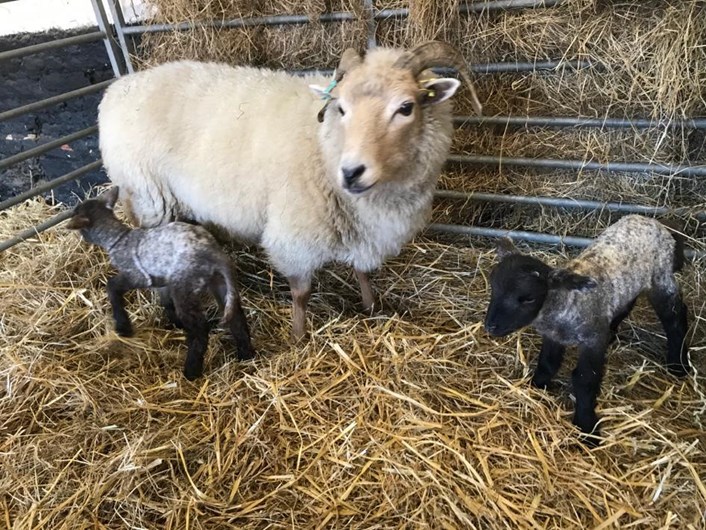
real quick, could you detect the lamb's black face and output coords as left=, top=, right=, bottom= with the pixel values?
left=485, top=255, right=551, bottom=337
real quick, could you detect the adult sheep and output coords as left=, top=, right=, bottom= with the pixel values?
left=98, top=41, right=482, bottom=339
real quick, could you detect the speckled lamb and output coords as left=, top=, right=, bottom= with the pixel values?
left=67, top=187, right=255, bottom=380
left=484, top=215, right=691, bottom=444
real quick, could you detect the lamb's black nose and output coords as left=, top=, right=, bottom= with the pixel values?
left=341, top=164, right=366, bottom=187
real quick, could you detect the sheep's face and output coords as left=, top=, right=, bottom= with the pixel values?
left=315, top=50, right=461, bottom=195
left=485, top=255, right=551, bottom=337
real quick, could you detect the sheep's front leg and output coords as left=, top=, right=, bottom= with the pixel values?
left=648, top=288, right=690, bottom=377
left=288, top=275, right=311, bottom=341
left=107, top=273, right=135, bottom=337
left=531, top=337, right=566, bottom=390
left=572, top=334, right=609, bottom=446
left=173, top=293, right=210, bottom=380
left=354, top=269, right=375, bottom=312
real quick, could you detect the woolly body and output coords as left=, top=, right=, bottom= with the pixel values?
left=485, top=214, right=690, bottom=443
left=533, top=215, right=680, bottom=346
left=98, top=50, right=454, bottom=279
left=68, top=189, right=255, bottom=379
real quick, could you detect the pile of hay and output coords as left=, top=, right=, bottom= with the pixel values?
left=2, top=0, right=705, bottom=527
left=135, top=0, right=706, bottom=242
left=1, top=199, right=705, bottom=528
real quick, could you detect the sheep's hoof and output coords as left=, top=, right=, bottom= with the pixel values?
left=290, top=330, right=310, bottom=344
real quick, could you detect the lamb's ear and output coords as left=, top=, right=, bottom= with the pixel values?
left=548, top=269, right=598, bottom=291
left=101, top=187, right=119, bottom=210
left=66, top=215, right=90, bottom=230
left=420, top=78, right=461, bottom=105
left=495, top=237, right=519, bottom=260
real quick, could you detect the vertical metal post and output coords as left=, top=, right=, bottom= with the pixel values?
left=364, top=0, right=377, bottom=49
left=103, top=0, right=135, bottom=74
left=90, top=0, right=126, bottom=77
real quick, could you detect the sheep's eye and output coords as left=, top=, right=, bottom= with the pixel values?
left=519, top=296, right=535, bottom=304
left=397, top=101, right=414, bottom=117
left=338, top=105, right=345, bottom=116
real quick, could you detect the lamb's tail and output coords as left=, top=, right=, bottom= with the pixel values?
left=659, top=218, right=686, bottom=272
left=215, top=257, right=238, bottom=324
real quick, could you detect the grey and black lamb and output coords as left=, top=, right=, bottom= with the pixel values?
left=484, top=215, right=691, bottom=445
left=67, top=187, right=256, bottom=380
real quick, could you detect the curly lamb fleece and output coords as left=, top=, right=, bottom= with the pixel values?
left=484, top=215, right=691, bottom=444
left=67, top=187, right=255, bottom=380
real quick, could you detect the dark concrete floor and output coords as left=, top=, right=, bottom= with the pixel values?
left=0, top=28, right=115, bottom=206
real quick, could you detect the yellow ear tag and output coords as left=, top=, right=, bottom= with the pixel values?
left=428, top=90, right=436, bottom=98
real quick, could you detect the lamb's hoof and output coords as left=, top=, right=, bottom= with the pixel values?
left=578, top=430, right=602, bottom=448
left=115, top=323, right=134, bottom=337
left=530, top=375, right=553, bottom=391
left=183, top=365, right=203, bottom=381
left=238, top=345, right=257, bottom=362
left=667, top=363, right=690, bottom=378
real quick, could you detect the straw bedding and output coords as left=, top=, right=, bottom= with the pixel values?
left=1, top=199, right=705, bottom=528
left=2, top=0, right=706, bottom=527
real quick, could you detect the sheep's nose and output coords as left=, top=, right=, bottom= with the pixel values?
left=341, top=164, right=366, bottom=187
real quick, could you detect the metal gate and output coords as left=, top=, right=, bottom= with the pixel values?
left=1, top=0, right=704, bottom=256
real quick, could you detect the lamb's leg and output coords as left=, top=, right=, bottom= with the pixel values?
left=354, top=269, right=375, bottom=312
left=572, top=334, right=609, bottom=446
left=609, top=297, right=637, bottom=344
left=288, top=275, right=312, bottom=341
left=173, top=293, right=210, bottom=380
left=210, top=276, right=255, bottom=361
left=531, top=337, right=566, bottom=390
left=648, top=286, right=690, bottom=377
left=158, top=287, right=183, bottom=329
left=107, top=273, right=134, bottom=337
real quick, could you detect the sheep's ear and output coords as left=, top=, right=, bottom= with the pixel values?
left=420, top=78, right=461, bottom=105
left=309, top=84, right=330, bottom=99
left=548, top=269, right=598, bottom=292
left=66, top=215, right=90, bottom=230
left=495, top=237, right=519, bottom=260
left=101, top=187, right=119, bottom=210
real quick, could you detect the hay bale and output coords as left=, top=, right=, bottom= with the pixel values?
left=1, top=200, right=705, bottom=527
left=132, top=0, right=706, bottom=243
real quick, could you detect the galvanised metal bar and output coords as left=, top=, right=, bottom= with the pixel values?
left=461, top=0, right=565, bottom=11
left=0, top=210, right=73, bottom=253
left=0, top=80, right=113, bottom=123
left=103, top=0, right=135, bottom=74
left=122, top=12, right=352, bottom=34
left=454, top=115, right=706, bottom=129
left=0, top=160, right=103, bottom=212
left=470, top=59, right=595, bottom=73
left=0, top=31, right=104, bottom=62
left=0, top=126, right=98, bottom=171
left=434, top=189, right=706, bottom=219
left=295, top=58, right=593, bottom=78
left=90, top=0, right=126, bottom=77
left=122, top=0, right=561, bottom=35
left=364, top=0, right=377, bottom=49
left=427, top=223, right=704, bottom=259
left=447, top=154, right=706, bottom=177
